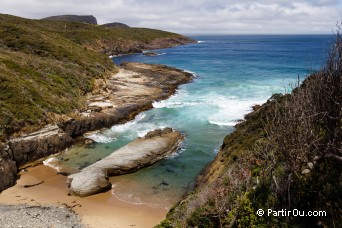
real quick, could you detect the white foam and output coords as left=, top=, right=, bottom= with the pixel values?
left=112, top=189, right=144, bottom=205
left=86, top=134, right=117, bottom=143
left=152, top=88, right=195, bottom=109
left=87, top=113, right=147, bottom=143
left=208, top=120, right=237, bottom=126
left=111, top=187, right=168, bottom=209
left=206, top=95, right=264, bottom=127
left=166, top=141, right=186, bottom=159
left=153, top=101, right=199, bottom=109
left=43, top=157, right=61, bottom=172
left=197, top=41, right=205, bottom=43
left=113, top=113, right=146, bottom=131
left=183, top=69, right=197, bottom=78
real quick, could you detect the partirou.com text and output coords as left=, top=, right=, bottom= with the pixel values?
left=256, top=209, right=326, bottom=217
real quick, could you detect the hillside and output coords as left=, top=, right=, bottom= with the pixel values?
left=42, top=15, right=98, bottom=25
left=0, top=14, right=194, bottom=140
left=159, top=32, right=342, bottom=227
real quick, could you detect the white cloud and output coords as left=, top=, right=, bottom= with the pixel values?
left=0, top=0, right=341, bottom=34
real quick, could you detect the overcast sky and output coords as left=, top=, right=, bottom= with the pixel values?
left=1, top=0, right=341, bottom=34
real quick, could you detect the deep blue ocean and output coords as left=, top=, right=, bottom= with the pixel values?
left=47, top=35, right=333, bottom=208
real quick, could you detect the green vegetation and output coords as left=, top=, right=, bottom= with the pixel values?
left=161, top=31, right=341, bottom=227
left=0, top=14, right=191, bottom=140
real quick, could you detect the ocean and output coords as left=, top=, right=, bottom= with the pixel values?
left=46, top=35, right=333, bottom=209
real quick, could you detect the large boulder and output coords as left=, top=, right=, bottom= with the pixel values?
left=67, top=167, right=111, bottom=196
left=67, top=128, right=183, bottom=197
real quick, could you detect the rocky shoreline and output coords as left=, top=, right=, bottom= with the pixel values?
left=0, top=62, right=194, bottom=192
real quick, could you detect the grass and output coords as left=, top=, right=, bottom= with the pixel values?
left=0, top=13, right=191, bottom=140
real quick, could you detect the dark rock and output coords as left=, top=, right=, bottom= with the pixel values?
left=160, top=180, right=169, bottom=186
left=22, top=180, right=44, bottom=188
left=57, top=172, right=70, bottom=176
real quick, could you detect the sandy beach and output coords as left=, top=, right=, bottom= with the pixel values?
left=0, top=165, right=168, bottom=228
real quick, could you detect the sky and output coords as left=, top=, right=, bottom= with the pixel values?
left=1, top=0, right=341, bottom=35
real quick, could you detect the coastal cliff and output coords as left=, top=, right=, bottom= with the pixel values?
left=159, top=33, right=341, bottom=227
left=0, top=13, right=194, bottom=192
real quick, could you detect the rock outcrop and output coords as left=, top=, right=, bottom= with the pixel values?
left=42, top=15, right=98, bottom=24
left=67, top=128, right=183, bottom=197
left=0, top=143, right=17, bottom=192
left=8, top=125, right=74, bottom=166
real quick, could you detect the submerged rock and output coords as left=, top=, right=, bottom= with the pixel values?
left=67, top=128, right=184, bottom=197
left=143, top=52, right=159, bottom=56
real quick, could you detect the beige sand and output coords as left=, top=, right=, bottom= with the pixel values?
left=0, top=165, right=167, bottom=228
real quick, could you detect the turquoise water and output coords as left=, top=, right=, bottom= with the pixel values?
left=47, top=35, right=333, bottom=208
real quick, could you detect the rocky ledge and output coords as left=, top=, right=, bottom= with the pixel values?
left=67, top=128, right=183, bottom=197
left=0, top=63, right=193, bottom=192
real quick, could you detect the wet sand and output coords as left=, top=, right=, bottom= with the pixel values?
left=0, top=165, right=167, bottom=228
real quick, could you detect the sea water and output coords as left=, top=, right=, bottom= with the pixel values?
left=47, top=35, right=333, bottom=208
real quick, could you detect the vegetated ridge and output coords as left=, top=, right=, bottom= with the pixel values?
left=157, top=30, right=342, bottom=227
left=102, top=22, right=130, bottom=28
left=0, top=13, right=194, bottom=141
left=42, top=15, right=98, bottom=25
